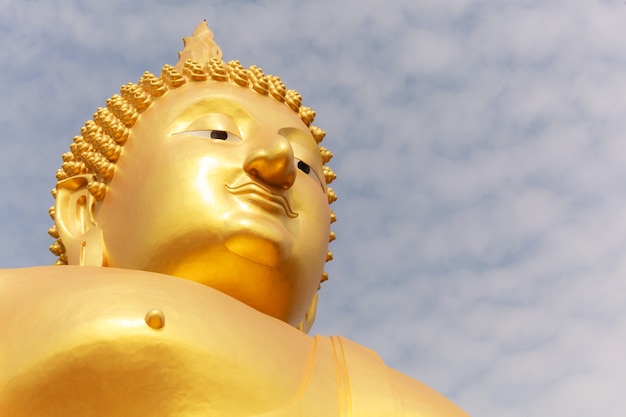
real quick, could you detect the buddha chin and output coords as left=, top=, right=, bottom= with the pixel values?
left=225, top=233, right=282, bottom=267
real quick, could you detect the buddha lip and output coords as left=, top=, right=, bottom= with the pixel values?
left=225, top=183, right=298, bottom=218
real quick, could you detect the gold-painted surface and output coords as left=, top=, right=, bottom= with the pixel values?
left=0, top=267, right=470, bottom=416
left=1, top=20, right=470, bottom=416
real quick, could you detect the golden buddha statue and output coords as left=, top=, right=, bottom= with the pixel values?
left=0, top=21, right=469, bottom=416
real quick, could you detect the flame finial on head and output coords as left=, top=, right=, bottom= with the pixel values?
left=175, top=20, right=223, bottom=71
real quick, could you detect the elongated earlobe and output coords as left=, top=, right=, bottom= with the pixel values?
left=55, top=175, right=104, bottom=266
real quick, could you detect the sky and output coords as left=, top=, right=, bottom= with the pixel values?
left=1, top=0, right=625, bottom=415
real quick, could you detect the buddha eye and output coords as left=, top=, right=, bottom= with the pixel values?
left=173, top=130, right=242, bottom=143
left=295, top=158, right=324, bottom=191
left=297, top=159, right=311, bottom=174
left=210, top=130, right=229, bottom=140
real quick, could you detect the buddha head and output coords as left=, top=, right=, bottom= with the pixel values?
left=48, top=21, right=336, bottom=332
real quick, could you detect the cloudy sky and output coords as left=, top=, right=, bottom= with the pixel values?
left=2, top=0, right=626, bottom=415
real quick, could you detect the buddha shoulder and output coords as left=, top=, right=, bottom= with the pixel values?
left=0, top=267, right=469, bottom=416
left=0, top=266, right=316, bottom=416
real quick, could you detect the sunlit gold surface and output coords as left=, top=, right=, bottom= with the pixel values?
left=0, top=21, right=469, bottom=416
left=1, top=267, right=469, bottom=416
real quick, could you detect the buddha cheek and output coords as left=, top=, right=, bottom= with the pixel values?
left=283, top=223, right=328, bottom=299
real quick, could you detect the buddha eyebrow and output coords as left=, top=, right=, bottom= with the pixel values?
left=278, top=127, right=318, bottom=147
left=173, top=98, right=254, bottom=125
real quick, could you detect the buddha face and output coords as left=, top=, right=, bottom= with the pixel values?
left=92, top=81, right=330, bottom=326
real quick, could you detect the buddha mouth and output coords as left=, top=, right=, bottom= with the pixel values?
left=225, top=183, right=298, bottom=218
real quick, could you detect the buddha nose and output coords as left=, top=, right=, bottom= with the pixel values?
left=243, top=135, right=296, bottom=190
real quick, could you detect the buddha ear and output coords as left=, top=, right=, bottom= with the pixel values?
left=55, top=175, right=104, bottom=266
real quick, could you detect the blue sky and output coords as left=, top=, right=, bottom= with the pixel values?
left=2, top=1, right=626, bottom=415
